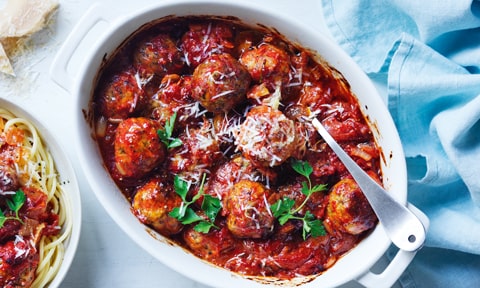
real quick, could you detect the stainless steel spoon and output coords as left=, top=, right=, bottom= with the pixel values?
left=311, top=118, right=426, bottom=252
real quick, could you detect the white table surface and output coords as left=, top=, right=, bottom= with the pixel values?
left=0, top=1, right=398, bottom=287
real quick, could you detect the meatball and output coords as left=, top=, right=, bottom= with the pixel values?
left=239, top=43, right=291, bottom=88
left=0, top=238, right=38, bottom=288
left=320, top=101, right=371, bottom=142
left=225, top=179, right=275, bottom=239
left=132, top=177, right=183, bottom=235
left=180, top=22, right=234, bottom=67
left=133, top=34, right=184, bottom=78
left=211, top=112, right=242, bottom=149
left=0, top=164, right=19, bottom=193
left=183, top=225, right=236, bottom=261
left=22, top=186, right=49, bottom=221
left=298, top=82, right=334, bottom=113
left=326, top=178, right=377, bottom=235
left=206, top=156, right=250, bottom=202
left=168, top=121, right=223, bottom=183
left=270, top=180, right=327, bottom=221
left=149, top=74, right=199, bottom=128
left=192, top=53, right=251, bottom=113
left=235, top=105, right=296, bottom=167
left=206, top=155, right=275, bottom=214
left=97, top=67, right=147, bottom=120
left=114, top=117, right=166, bottom=179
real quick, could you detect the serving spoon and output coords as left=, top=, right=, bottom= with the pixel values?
left=310, top=117, right=426, bottom=252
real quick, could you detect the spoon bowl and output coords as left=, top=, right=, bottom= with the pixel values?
left=311, top=118, right=427, bottom=252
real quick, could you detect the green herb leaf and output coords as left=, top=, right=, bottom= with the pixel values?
left=194, top=221, right=216, bottom=233
left=7, top=190, right=26, bottom=215
left=157, top=129, right=168, bottom=142
left=191, top=174, right=207, bottom=203
left=170, top=174, right=221, bottom=233
left=270, top=161, right=327, bottom=239
left=202, top=194, right=221, bottom=222
left=0, top=210, right=6, bottom=228
left=301, top=181, right=311, bottom=196
left=0, top=189, right=26, bottom=228
left=165, top=112, right=176, bottom=134
left=169, top=206, right=184, bottom=219
left=158, top=112, right=183, bottom=149
left=278, top=213, right=295, bottom=226
left=303, top=211, right=326, bottom=238
left=168, top=138, right=183, bottom=149
left=173, top=175, right=189, bottom=201
left=311, top=184, right=328, bottom=194
left=308, top=219, right=326, bottom=238
left=178, top=208, right=204, bottom=225
left=271, top=197, right=295, bottom=220
left=291, top=159, right=313, bottom=179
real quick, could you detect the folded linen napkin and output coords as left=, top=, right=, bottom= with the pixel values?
left=321, top=0, right=480, bottom=287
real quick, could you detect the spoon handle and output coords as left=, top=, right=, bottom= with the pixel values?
left=311, top=118, right=426, bottom=251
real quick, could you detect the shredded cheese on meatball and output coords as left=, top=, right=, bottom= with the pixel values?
left=235, top=113, right=296, bottom=167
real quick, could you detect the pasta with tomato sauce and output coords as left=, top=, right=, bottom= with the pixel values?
left=92, top=16, right=382, bottom=280
left=0, top=108, right=72, bottom=287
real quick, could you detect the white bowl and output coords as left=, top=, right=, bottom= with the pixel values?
left=50, top=1, right=415, bottom=287
left=0, top=98, right=81, bottom=288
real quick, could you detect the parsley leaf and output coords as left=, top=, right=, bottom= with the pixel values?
left=158, top=112, right=183, bottom=149
left=169, top=174, right=221, bottom=233
left=0, top=189, right=26, bottom=228
left=0, top=211, right=6, bottom=228
left=292, top=159, right=327, bottom=197
left=291, top=159, right=313, bottom=179
left=173, top=174, right=190, bottom=201
left=303, top=211, right=326, bottom=239
left=271, top=160, right=327, bottom=240
left=194, top=221, right=217, bottom=233
left=202, top=194, right=221, bottom=222
left=271, top=197, right=295, bottom=225
left=177, top=207, right=204, bottom=225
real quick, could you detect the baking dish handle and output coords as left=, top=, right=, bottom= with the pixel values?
left=355, top=203, right=429, bottom=288
left=50, top=3, right=112, bottom=92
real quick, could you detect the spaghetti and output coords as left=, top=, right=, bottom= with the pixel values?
left=0, top=108, right=72, bottom=288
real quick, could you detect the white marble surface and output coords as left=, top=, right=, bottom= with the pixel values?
left=0, top=1, right=397, bottom=287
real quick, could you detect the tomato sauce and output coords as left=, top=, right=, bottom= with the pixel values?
left=0, top=126, right=60, bottom=287
left=92, top=16, right=381, bottom=279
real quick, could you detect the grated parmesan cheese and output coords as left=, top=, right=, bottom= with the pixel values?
left=235, top=109, right=296, bottom=167
left=14, top=235, right=31, bottom=259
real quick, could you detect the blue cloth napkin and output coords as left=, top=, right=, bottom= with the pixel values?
left=321, top=0, right=480, bottom=287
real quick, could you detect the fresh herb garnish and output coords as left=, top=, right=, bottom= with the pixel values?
left=169, top=174, right=221, bottom=233
left=157, top=112, right=182, bottom=149
left=0, top=189, right=26, bottom=228
left=271, top=160, right=327, bottom=239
